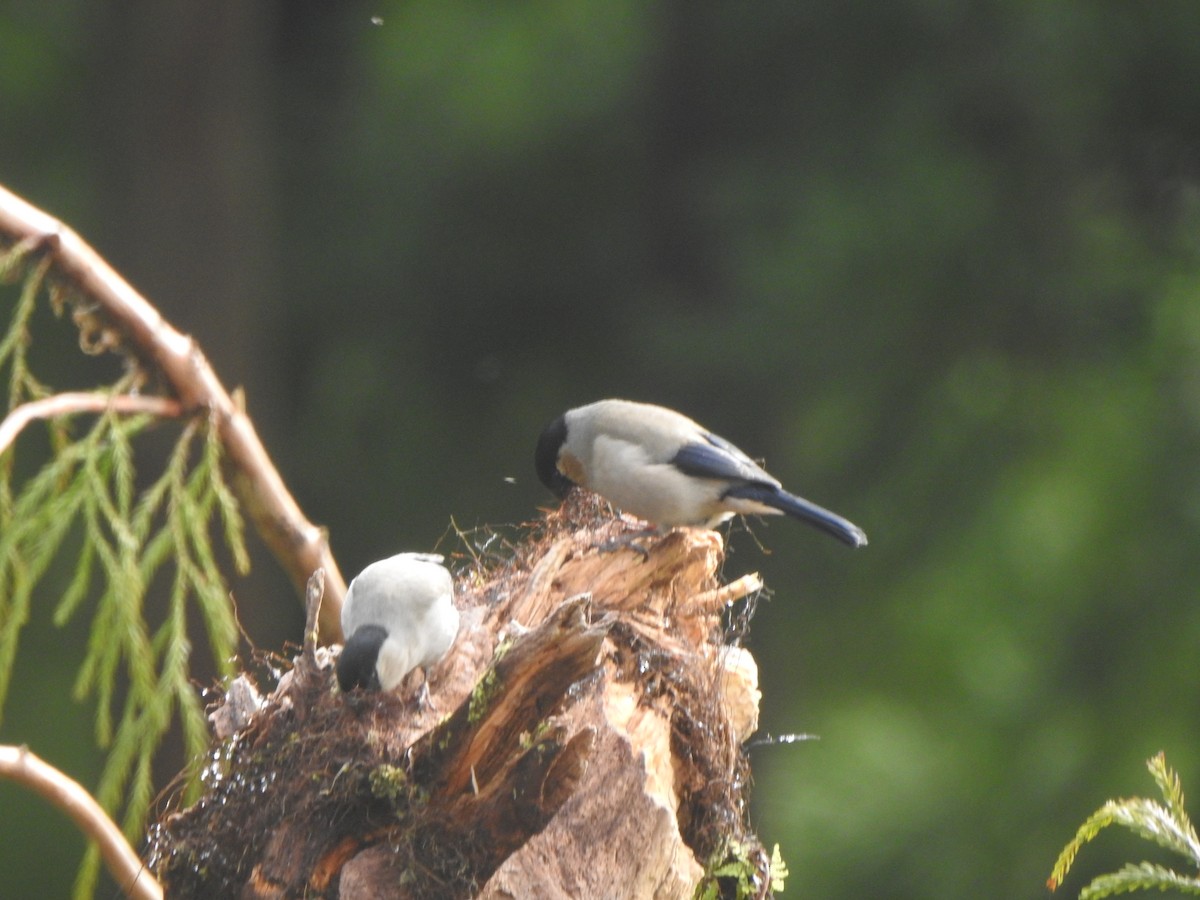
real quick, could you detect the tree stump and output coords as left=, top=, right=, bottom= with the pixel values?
left=151, top=494, right=777, bottom=898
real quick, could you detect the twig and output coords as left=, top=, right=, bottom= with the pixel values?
left=0, top=391, right=183, bottom=457
left=0, top=744, right=163, bottom=900
left=690, top=571, right=764, bottom=614
left=303, top=567, right=325, bottom=664
left=0, top=183, right=346, bottom=639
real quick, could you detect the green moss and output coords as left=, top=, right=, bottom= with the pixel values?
left=518, top=719, right=552, bottom=750
left=468, top=667, right=502, bottom=724
left=369, top=763, right=409, bottom=803
left=694, top=839, right=787, bottom=899
left=493, top=637, right=514, bottom=661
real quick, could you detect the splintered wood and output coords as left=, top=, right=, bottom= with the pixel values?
left=154, top=498, right=772, bottom=899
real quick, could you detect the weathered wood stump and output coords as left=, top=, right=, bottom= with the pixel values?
left=151, top=494, right=776, bottom=898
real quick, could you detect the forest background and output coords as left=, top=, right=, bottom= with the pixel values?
left=3, top=3, right=1200, bottom=898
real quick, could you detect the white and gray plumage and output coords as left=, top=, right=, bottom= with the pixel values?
left=534, top=399, right=867, bottom=548
left=336, top=552, right=460, bottom=693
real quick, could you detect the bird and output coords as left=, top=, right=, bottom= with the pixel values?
left=336, top=552, right=460, bottom=693
left=534, top=399, right=867, bottom=548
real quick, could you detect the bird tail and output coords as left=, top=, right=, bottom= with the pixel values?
left=724, top=484, right=868, bottom=548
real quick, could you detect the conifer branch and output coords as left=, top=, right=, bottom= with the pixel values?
left=0, top=183, right=346, bottom=639
left=1049, top=753, right=1200, bottom=898
left=0, top=744, right=163, bottom=900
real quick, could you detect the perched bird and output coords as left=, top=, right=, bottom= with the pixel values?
left=535, top=399, right=867, bottom=548
left=336, top=552, right=460, bottom=693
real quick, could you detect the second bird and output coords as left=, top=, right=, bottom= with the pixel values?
left=337, top=552, right=460, bottom=693
left=535, top=399, right=867, bottom=548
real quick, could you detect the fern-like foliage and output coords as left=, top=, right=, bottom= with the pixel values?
left=1048, top=753, right=1200, bottom=898
left=0, top=243, right=250, bottom=898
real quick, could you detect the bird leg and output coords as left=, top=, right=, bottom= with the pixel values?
left=400, top=666, right=437, bottom=713
left=596, top=525, right=664, bottom=558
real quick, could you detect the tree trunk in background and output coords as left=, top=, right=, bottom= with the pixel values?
left=101, top=1, right=276, bottom=392
left=93, top=2, right=297, bottom=645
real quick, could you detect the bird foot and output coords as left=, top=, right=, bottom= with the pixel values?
left=399, top=667, right=438, bottom=713
left=596, top=527, right=663, bottom=558
left=414, top=679, right=438, bottom=713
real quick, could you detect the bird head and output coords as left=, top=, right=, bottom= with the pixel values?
left=336, top=624, right=388, bottom=692
left=534, top=413, right=576, bottom=498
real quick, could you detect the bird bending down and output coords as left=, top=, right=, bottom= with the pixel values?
left=534, top=399, right=867, bottom=548
left=336, top=552, right=460, bottom=693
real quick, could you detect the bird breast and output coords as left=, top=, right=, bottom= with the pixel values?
left=372, top=602, right=460, bottom=692
left=586, top=436, right=727, bottom=527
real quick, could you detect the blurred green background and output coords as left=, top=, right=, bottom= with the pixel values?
left=4, top=2, right=1200, bottom=897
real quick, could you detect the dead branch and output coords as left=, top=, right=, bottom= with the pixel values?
left=0, top=183, right=345, bottom=638
left=0, top=391, right=183, bottom=456
left=303, top=567, right=326, bottom=664
left=0, top=744, right=163, bottom=900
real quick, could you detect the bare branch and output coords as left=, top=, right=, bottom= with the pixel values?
left=0, top=744, right=163, bottom=900
left=0, top=183, right=346, bottom=639
left=0, top=391, right=183, bottom=456
left=690, top=571, right=763, bottom=615
left=303, top=567, right=325, bottom=664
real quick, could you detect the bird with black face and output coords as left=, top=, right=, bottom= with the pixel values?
left=535, top=399, right=867, bottom=548
left=336, top=552, right=460, bottom=694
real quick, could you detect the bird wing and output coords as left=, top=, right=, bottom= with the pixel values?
left=670, top=432, right=780, bottom=488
